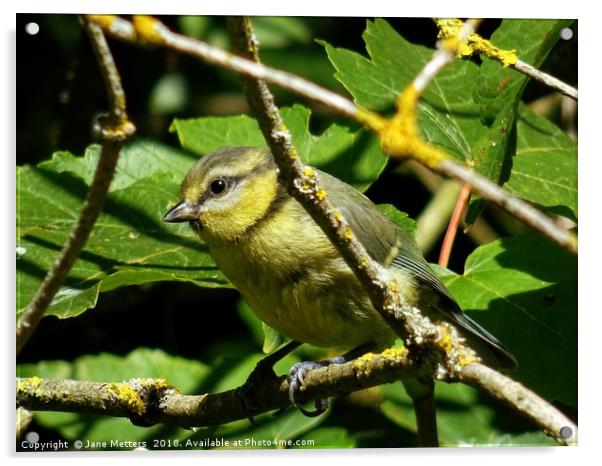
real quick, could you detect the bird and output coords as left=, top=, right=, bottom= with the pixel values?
left=163, top=146, right=517, bottom=414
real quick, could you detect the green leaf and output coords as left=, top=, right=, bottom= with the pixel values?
left=381, top=382, right=558, bottom=446
left=39, top=140, right=196, bottom=192
left=466, top=19, right=571, bottom=224
left=465, top=102, right=516, bottom=226
left=505, top=105, right=577, bottom=221
left=474, top=19, right=572, bottom=124
left=17, top=159, right=228, bottom=321
left=177, top=16, right=211, bottom=39
left=171, top=104, right=388, bottom=192
left=261, top=323, right=285, bottom=354
left=17, top=348, right=211, bottom=446
left=436, top=234, right=577, bottom=407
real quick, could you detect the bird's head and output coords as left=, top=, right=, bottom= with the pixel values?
left=163, top=147, right=284, bottom=242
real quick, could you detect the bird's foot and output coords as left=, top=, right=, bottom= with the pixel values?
left=287, top=356, right=346, bottom=417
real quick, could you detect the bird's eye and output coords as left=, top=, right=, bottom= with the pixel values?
left=209, top=178, right=227, bottom=195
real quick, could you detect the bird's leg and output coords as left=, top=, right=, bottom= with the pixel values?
left=237, top=340, right=301, bottom=414
left=287, top=344, right=375, bottom=417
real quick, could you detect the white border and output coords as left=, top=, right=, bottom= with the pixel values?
left=3, top=2, right=597, bottom=466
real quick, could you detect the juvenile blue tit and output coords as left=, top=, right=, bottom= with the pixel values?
left=164, top=147, right=517, bottom=394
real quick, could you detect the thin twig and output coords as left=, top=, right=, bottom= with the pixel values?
left=15, top=18, right=136, bottom=354
left=438, top=183, right=471, bottom=267
left=406, top=164, right=497, bottom=252
left=415, top=19, right=481, bottom=92
left=513, top=59, right=577, bottom=100
left=401, top=378, right=439, bottom=447
left=459, top=363, right=577, bottom=445
left=88, top=15, right=576, bottom=255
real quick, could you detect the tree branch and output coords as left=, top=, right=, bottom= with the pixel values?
left=16, top=18, right=136, bottom=354
left=16, top=348, right=423, bottom=428
left=86, top=15, right=576, bottom=255
left=15, top=356, right=576, bottom=445
left=459, top=363, right=576, bottom=444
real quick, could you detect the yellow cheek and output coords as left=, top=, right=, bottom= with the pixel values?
left=200, top=171, right=279, bottom=241
left=201, top=209, right=259, bottom=239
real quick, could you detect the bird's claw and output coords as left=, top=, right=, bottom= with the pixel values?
left=287, top=361, right=330, bottom=417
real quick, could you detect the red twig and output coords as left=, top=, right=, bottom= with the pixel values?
left=438, top=183, right=471, bottom=267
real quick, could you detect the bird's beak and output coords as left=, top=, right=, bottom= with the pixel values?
left=163, top=200, right=197, bottom=223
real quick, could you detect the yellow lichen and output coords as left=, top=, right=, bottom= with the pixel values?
left=380, top=347, right=408, bottom=359
left=353, top=352, right=376, bottom=374
left=303, top=167, right=315, bottom=177
left=355, top=107, right=387, bottom=132
left=107, top=382, right=146, bottom=416
left=344, top=225, right=353, bottom=240
left=388, top=279, right=399, bottom=293
left=18, top=376, right=41, bottom=393
left=87, top=15, right=118, bottom=30
left=377, top=85, right=449, bottom=168
left=438, top=331, right=453, bottom=353
left=435, top=18, right=517, bottom=67
left=435, top=18, right=465, bottom=38
left=149, top=378, right=169, bottom=390
left=470, top=36, right=517, bottom=67
left=316, top=188, right=327, bottom=201
left=132, top=15, right=164, bottom=44
left=458, top=353, right=479, bottom=367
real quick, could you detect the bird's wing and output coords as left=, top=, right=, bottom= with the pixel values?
left=318, top=169, right=517, bottom=370
left=318, top=169, right=454, bottom=301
